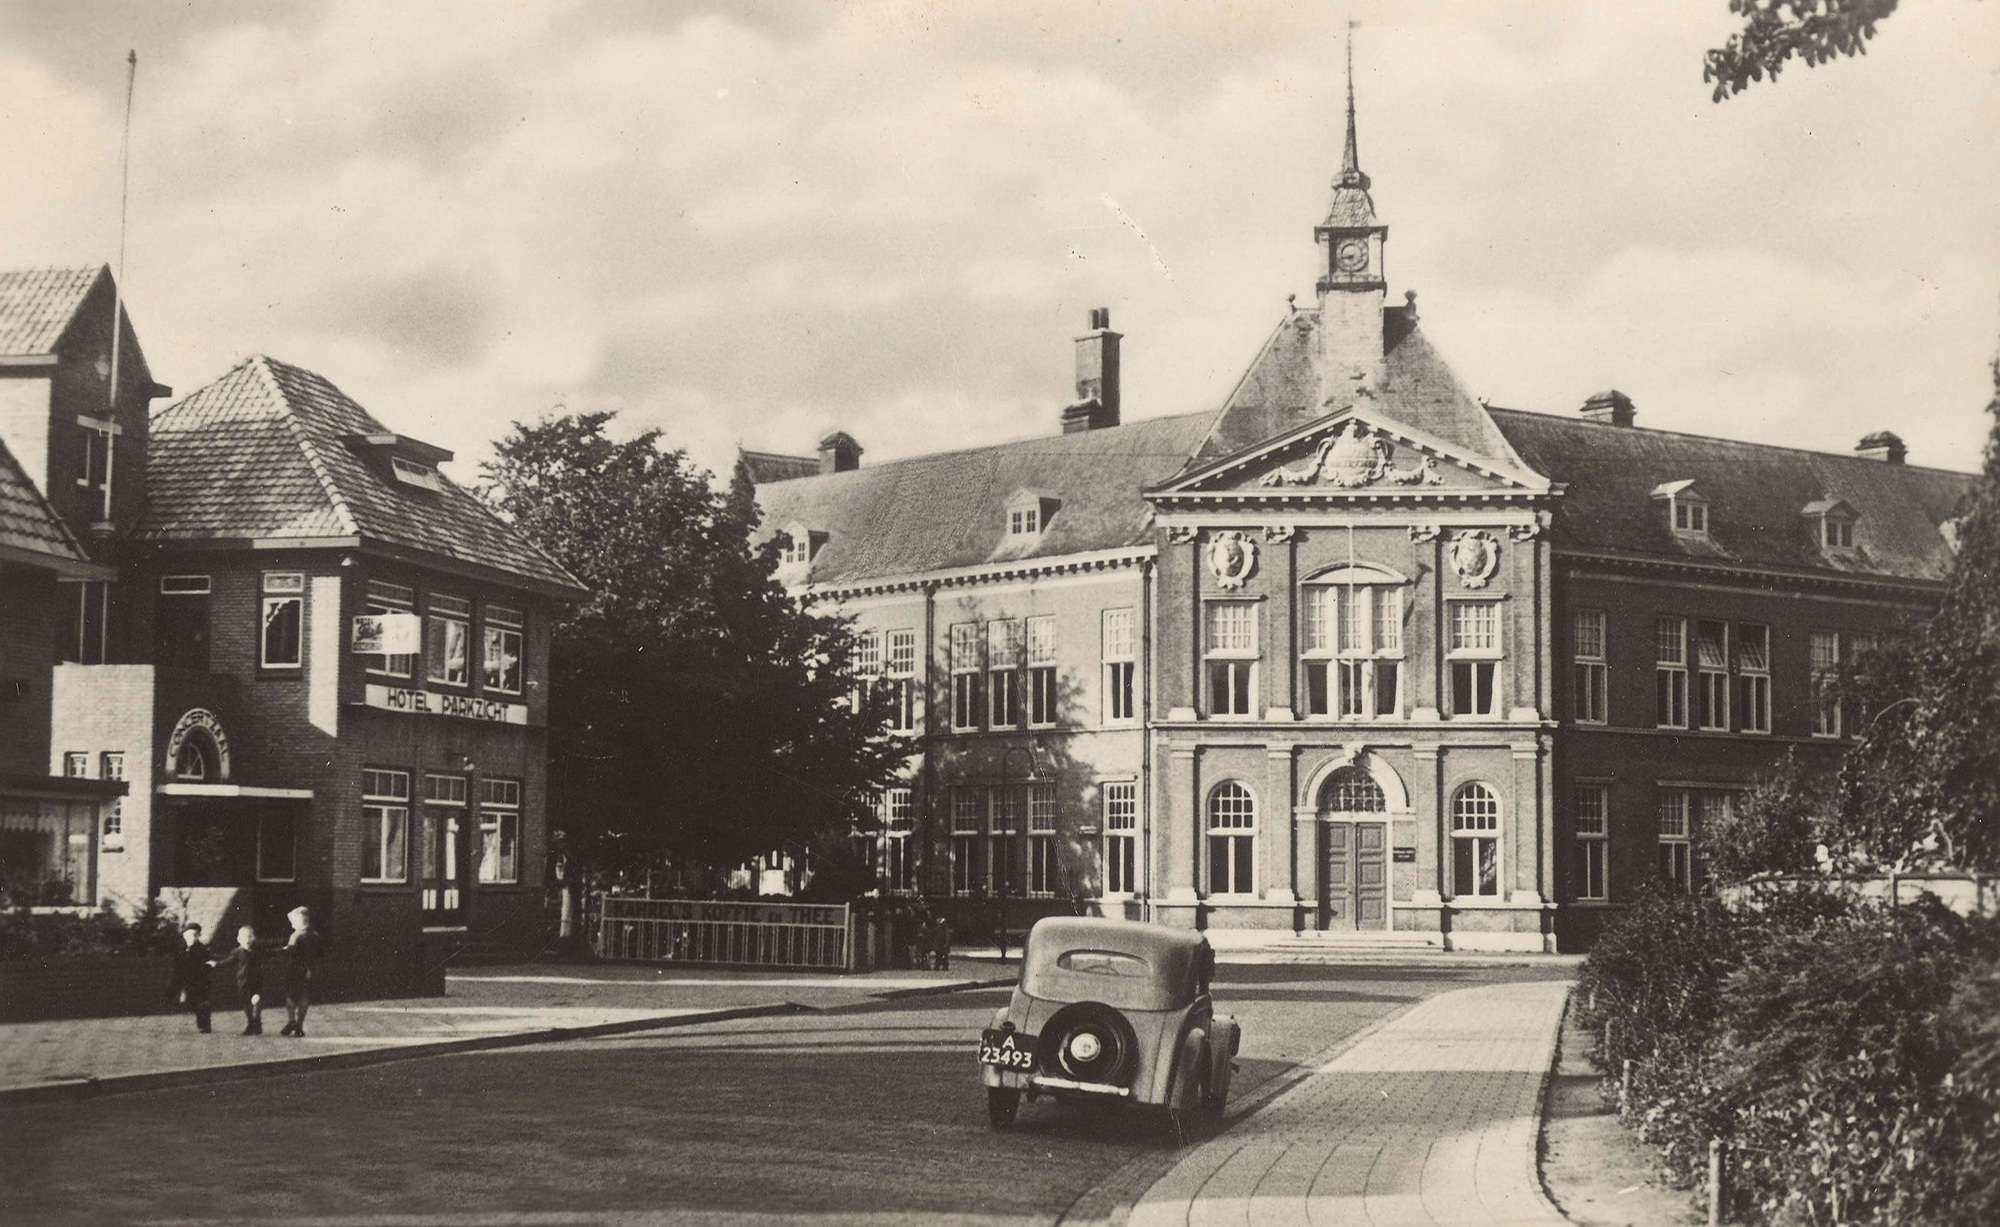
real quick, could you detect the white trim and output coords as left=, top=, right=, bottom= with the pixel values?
left=799, top=545, right=1154, bottom=598
left=156, top=784, right=313, bottom=799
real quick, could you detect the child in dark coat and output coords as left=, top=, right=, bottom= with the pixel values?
left=166, top=923, right=213, bottom=1033
left=280, top=906, right=324, bottom=1037
left=209, top=924, right=269, bottom=1035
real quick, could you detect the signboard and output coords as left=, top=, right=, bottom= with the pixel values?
left=363, top=684, right=528, bottom=725
left=1392, top=847, right=1418, bottom=863
left=164, top=708, right=232, bottom=781
left=352, top=612, right=421, bottom=654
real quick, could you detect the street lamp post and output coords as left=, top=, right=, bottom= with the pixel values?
left=996, top=742, right=1042, bottom=962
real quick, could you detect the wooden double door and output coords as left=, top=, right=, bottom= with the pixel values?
left=1322, top=821, right=1389, bottom=931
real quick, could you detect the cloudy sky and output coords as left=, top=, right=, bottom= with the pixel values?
left=3, top=1, right=1996, bottom=485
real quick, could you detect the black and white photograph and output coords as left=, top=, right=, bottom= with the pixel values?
left=1, top=3, right=1996, bottom=1225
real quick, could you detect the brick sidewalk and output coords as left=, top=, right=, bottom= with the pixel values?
left=1129, top=979, right=1572, bottom=1227
left=0, top=963, right=1009, bottom=1103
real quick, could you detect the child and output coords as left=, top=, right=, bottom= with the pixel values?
left=280, top=906, right=324, bottom=1037
left=209, top=924, right=268, bottom=1035
left=166, top=923, right=213, bottom=1033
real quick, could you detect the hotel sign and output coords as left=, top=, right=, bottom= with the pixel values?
left=352, top=613, right=421, bottom=654
left=364, top=684, right=528, bottom=725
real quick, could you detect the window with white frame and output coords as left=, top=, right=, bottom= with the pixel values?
left=478, top=778, right=521, bottom=884
left=880, top=787, right=915, bottom=894
left=1694, top=620, right=1729, bottom=731
left=987, top=620, right=1022, bottom=728
left=362, top=768, right=411, bottom=883
left=1008, top=504, right=1040, bottom=536
left=886, top=629, right=917, bottom=733
left=1205, top=602, right=1257, bottom=717
left=420, top=774, right=467, bottom=913
left=1572, top=609, right=1607, bottom=725
left=988, top=785, right=1019, bottom=895
left=261, top=572, right=305, bottom=669
left=1451, top=783, right=1501, bottom=898
left=780, top=532, right=810, bottom=566
left=1655, top=616, right=1688, bottom=729
left=365, top=580, right=415, bottom=677
left=1447, top=601, right=1501, bottom=718
left=950, top=623, right=982, bottom=731
left=1303, top=582, right=1403, bottom=718
left=1811, top=630, right=1841, bottom=738
left=426, top=594, right=471, bottom=686
left=63, top=751, right=88, bottom=778
left=1102, top=608, right=1136, bottom=724
left=1206, top=782, right=1256, bottom=895
left=76, top=423, right=110, bottom=490
left=1027, top=783, right=1057, bottom=897
left=1574, top=784, right=1608, bottom=902
left=950, top=787, right=980, bottom=894
left=1658, top=790, right=1692, bottom=892
left=850, top=628, right=882, bottom=710
left=258, top=808, right=297, bottom=882
left=1844, top=632, right=1878, bottom=737
left=99, top=751, right=124, bottom=847
left=483, top=605, right=524, bottom=694
left=1736, top=623, right=1771, bottom=733
left=1103, top=781, right=1137, bottom=895
left=1323, top=765, right=1385, bottom=813
left=1027, top=616, right=1058, bottom=726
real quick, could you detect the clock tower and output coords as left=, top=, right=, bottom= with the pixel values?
left=1315, top=33, right=1389, bottom=401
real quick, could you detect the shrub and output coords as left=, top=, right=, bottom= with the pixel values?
left=0, top=900, right=182, bottom=961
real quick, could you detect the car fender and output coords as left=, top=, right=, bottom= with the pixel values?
left=1206, top=1015, right=1240, bottom=1104
left=1166, top=1025, right=1210, bottom=1113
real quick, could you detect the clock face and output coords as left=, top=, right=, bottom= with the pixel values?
left=1335, top=238, right=1369, bottom=273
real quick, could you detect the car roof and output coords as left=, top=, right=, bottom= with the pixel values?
left=1026, top=917, right=1207, bottom=962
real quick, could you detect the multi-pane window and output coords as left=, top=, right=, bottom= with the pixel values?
left=1574, top=784, right=1608, bottom=901
left=853, top=629, right=883, bottom=677
left=1655, top=616, right=1688, bottom=729
left=76, top=424, right=110, bottom=490
left=880, top=787, right=915, bottom=894
left=1009, top=505, right=1040, bottom=536
left=988, top=786, right=1019, bottom=895
left=988, top=620, right=1023, bottom=728
left=1694, top=621, right=1729, bottom=731
left=1027, top=783, right=1057, bottom=897
left=156, top=575, right=212, bottom=671
left=1206, top=782, right=1256, bottom=895
left=1658, top=790, right=1692, bottom=892
left=1205, top=603, right=1257, bottom=717
left=100, top=752, right=125, bottom=847
left=1736, top=624, right=1771, bottom=733
left=1324, top=765, right=1386, bottom=813
left=426, top=594, right=471, bottom=686
left=1447, top=602, right=1501, bottom=717
left=1572, top=610, right=1607, bottom=724
left=1823, top=516, right=1854, bottom=548
left=59, top=581, right=110, bottom=664
left=1104, top=781, right=1138, bottom=895
left=420, top=773, right=467, bottom=913
left=483, top=605, right=524, bottom=694
left=478, top=778, right=521, bottom=884
left=63, top=751, right=88, bottom=778
left=1027, top=616, right=1058, bottom=726
left=362, top=768, right=411, bottom=883
left=1303, top=584, right=1403, bottom=718
left=1102, top=608, right=1137, bottom=724
left=261, top=572, right=305, bottom=669
left=1811, top=630, right=1842, bottom=738
left=1451, top=783, right=1501, bottom=898
left=886, top=629, right=917, bottom=733
left=950, top=623, right=983, bottom=731
left=950, top=788, right=980, bottom=894
left=1672, top=497, right=1709, bottom=535
left=365, top=580, right=415, bottom=677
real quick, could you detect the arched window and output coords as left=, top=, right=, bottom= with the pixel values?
left=1323, top=765, right=1385, bottom=813
left=1451, top=783, right=1501, bottom=898
left=1206, top=782, right=1256, bottom=896
left=174, top=736, right=212, bottom=781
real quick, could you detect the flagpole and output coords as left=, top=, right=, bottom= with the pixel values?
left=102, top=49, right=136, bottom=529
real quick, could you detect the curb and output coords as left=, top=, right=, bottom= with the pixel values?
left=857, top=975, right=1016, bottom=1003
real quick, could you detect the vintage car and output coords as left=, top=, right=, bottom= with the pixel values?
left=977, top=916, right=1239, bottom=1129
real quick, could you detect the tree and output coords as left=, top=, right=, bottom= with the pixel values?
left=1705, top=0, right=1903, bottom=101
left=481, top=412, right=903, bottom=898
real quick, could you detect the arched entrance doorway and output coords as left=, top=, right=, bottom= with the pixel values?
left=1319, top=765, right=1389, bottom=931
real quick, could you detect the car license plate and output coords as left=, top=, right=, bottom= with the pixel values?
left=979, top=1028, right=1037, bottom=1071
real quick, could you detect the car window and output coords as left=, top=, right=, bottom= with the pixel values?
left=1056, top=949, right=1149, bottom=977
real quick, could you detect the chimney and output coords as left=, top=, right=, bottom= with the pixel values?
left=1580, top=390, right=1636, bottom=428
left=1855, top=431, right=1907, bottom=464
left=817, top=431, right=862, bottom=474
left=1064, top=308, right=1121, bottom=433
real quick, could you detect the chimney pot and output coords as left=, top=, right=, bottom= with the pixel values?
left=1068, top=308, right=1122, bottom=432
left=817, top=431, right=862, bottom=474
left=1580, top=390, right=1636, bottom=428
left=1856, top=431, right=1907, bottom=464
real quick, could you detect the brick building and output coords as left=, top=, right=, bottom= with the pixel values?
left=750, top=94, right=1976, bottom=951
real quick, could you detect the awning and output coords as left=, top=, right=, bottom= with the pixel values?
left=155, top=784, right=313, bottom=800
left=0, top=771, right=126, bottom=801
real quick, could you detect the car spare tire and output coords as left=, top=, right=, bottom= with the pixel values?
left=1036, top=1002, right=1140, bottom=1088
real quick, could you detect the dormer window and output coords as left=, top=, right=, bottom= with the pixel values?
left=1652, top=480, right=1710, bottom=539
left=778, top=521, right=825, bottom=569
left=1004, top=489, right=1060, bottom=539
left=346, top=431, right=454, bottom=495
left=1009, top=505, right=1039, bottom=536
left=1802, top=499, right=1858, bottom=551
left=390, top=456, right=442, bottom=491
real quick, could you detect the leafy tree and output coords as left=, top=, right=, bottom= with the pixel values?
left=1705, top=0, right=1903, bottom=101
left=1697, top=749, right=1830, bottom=884
left=481, top=412, right=903, bottom=899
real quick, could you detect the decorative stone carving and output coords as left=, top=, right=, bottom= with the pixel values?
left=1166, top=525, right=1199, bottom=544
left=1261, top=420, right=1444, bottom=489
left=1264, top=524, right=1297, bottom=543
left=1205, top=530, right=1258, bottom=590
left=1449, top=529, right=1501, bottom=588
left=1408, top=524, right=1441, bottom=543
left=1507, top=522, right=1541, bottom=542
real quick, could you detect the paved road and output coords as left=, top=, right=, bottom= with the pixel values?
left=0, top=963, right=1568, bottom=1227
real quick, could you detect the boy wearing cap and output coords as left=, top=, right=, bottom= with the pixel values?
left=166, top=923, right=213, bottom=1033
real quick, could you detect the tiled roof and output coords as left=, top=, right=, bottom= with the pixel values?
left=740, top=449, right=819, bottom=484
left=1191, top=305, right=1522, bottom=468
left=0, top=435, right=91, bottom=569
left=754, top=411, right=1214, bottom=586
left=138, top=355, right=583, bottom=593
left=0, top=266, right=104, bottom=356
left=1491, top=407, right=1976, bottom=583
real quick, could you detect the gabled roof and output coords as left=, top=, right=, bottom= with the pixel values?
left=740, top=448, right=819, bottom=484
left=1190, top=304, right=1523, bottom=469
left=1491, top=407, right=1976, bottom=583
left=753, top=411, right=1213, bottom=587
left=137, top=355, right=583, bottom=595
left=0, top=435, right=101, bottom=576
left=0, top=266, right=104, bottom=356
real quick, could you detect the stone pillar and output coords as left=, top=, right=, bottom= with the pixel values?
left=1265, top=745, right=1297, bottom=912
left=1510, top=743, right=1545, bottom=903
left=1412, top=745, right=1443, bottom=906
left=1162, top=744, right=1199, bottom=902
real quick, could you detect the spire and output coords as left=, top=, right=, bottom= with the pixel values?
left=1337, top=24, right=1369, bottom=191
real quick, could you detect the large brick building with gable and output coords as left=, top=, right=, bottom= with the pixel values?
left=751, top=90, right=1976, bottom=951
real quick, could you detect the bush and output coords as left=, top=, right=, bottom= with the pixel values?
left=0, top=900, right=183, bottom=961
